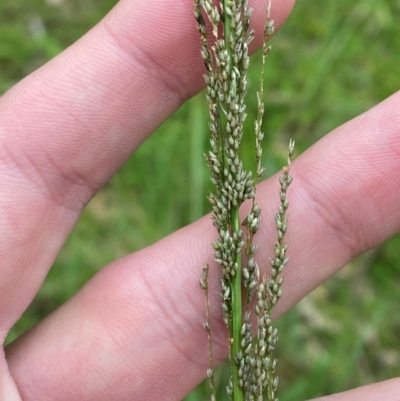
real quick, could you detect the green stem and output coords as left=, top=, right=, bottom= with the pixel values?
left=223, top=2, right=244, bottom=400
left=230, top=207, right=243, bottom=401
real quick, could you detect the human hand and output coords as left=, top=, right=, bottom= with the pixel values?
left=1, top=0, right=400, bottom=400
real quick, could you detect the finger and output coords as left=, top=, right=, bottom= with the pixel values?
left=6, top=91, right=400, bottom=400
left=0, top=0, right=295, bottom=333
left=309, top=378, right=400, bottom=401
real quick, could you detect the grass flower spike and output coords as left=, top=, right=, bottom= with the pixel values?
left=195, top=1, right=294, bottom=400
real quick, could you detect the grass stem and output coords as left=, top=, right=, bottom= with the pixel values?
left=230, top=207, right=243, bottom=401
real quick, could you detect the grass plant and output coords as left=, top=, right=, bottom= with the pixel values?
left=195, top=1, right=294, bottom=399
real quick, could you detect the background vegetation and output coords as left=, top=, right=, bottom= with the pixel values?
left=1, top=0, right=399, bottom=400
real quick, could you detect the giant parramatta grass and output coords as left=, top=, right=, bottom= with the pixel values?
left=195, top=1, right=294, bottom=400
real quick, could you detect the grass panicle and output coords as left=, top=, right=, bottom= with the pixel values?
left=195, top=1, right=294, bottom=400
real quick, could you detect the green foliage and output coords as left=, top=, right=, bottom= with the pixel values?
left=0, top=0, right=117, bottom=92
left=2, top=0, right=400, bottom=399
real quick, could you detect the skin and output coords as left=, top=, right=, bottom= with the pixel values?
left=1, top=0, right=399, bottom=399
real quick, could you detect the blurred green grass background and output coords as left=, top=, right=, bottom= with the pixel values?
left=1, top=0, right=400, bottom=400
